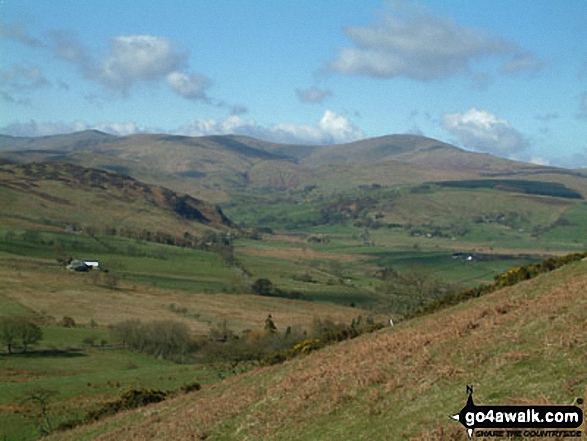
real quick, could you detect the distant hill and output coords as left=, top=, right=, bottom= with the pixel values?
left=46, top=258, right=587, bottom=441
left=1, top=131, right=586, bottom=200
left=0, top=130, right=117, bottom=152
left=0, top=161, right=234, bottom=240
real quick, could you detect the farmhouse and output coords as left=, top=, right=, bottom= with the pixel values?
left=66, top=259, right=100, bottom=271
left=452, top=252, right=476, bottom=261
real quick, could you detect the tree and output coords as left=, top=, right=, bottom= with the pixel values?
left=0, top=318, right=43, bottom=354
left=252, top=278, right=274, bottom=296
left=110, top=319, right=142, bottom=350
left=0, top=317, right=19, bottom=355
left=110, top=319, right=194, bottom=363
left=23, top=388, right=57, bottom=436
left=61, top=316, right=76, bottom=328
left=264, top=314, right=277, bottom=334
left=19, top=320, right=42, bottom=353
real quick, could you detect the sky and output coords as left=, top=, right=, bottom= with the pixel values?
left=1, top=0, right=587, bottom=168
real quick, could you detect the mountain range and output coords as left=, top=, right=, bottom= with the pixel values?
left=2, top=131, right=585, bottom=202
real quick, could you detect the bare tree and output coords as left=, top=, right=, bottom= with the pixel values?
left=23, top=388, right=58, bottom=436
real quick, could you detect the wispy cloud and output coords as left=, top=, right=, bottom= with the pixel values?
left=0, top=23, right=43, bottom=47
left=296, top=87, right=332, bottom=104
left=576, top=92, right=587, bottom=120
left=328, top=3, right=544, bottom=83
left=1, top=65, right=51, bottom=90
left=549, top=148, right=587, bottom=169
left=0, top=92, right=31, bottom=106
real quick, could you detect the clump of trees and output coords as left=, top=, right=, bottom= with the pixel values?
left=109, top=313, right=385, bottom=370
left=110, top=319, right=194, bottom=363
left=0, top=317, right=43, bottom=354
left=201, top=314, right=384, bottom=369
left=250, top=278, right=305, bottom=299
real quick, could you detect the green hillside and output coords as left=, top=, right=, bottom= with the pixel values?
left=44, top=257, right=587, bottom=441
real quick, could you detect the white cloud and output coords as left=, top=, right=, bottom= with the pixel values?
left=296, top=87, right=332, bottom=104
left=442, top=108, right=530, bottom=156
left=176, top=109, right=364, bottom=145
left=529, top=156, right=550, bottom=166
left=166, top=71, right=212, bottom=101
left=0, top=120, right=147, bottom=137
left=1, top=110, right=364, bottom=145
left=328, top=4, right=543, bottom=82
left=10, top=29, right=212, bottom=101
left=97, top=35, right=187, bottom=92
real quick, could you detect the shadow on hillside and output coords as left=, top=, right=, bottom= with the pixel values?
left=1, top=349, right=87, bottom=359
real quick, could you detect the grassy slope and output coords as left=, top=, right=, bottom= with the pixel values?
left=48, top=259, right=587, bottom=441
left=0, top=161, right=232, bottom=236
left=0, top=254, right=365, bottom=337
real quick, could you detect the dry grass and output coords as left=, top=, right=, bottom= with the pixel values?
left=47, top=261, right=587, bottom=441
left=0, top=259, right=365, bottom=336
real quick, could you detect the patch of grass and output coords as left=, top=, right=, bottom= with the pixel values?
left=0, top=348, right=220, bottom=440
left=0, top=294, right=32, bottom=317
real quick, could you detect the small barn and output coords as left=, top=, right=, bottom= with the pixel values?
left=66, top=259, right=100, bottom=271
left=82, top=259, right=100, bottom=270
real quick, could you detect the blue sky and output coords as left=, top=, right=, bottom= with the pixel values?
left=1, top=0, right=587, bottom=167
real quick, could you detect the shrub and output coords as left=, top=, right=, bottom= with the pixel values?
left=86, top=389, right=167, bottom=422
left=251, top=278, right=274, bottom=296
left=292, top=338, right=322, bottom=354
left=82, top=336, right=96, bottom=347
left=180, top=382, right=201, bottom=394
left=61, top=316, right=76, bottom=328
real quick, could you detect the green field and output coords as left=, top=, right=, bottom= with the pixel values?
left=0, top=344, right=222, bottom=440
